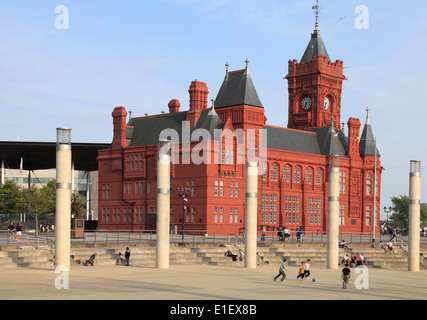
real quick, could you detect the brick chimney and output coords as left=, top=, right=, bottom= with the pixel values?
left=112, top=106, right=128, bottom=149
left=168, top=99, right=181, bottom=114
left=189, top=80, right=209, bottom=112
left=187, top=80, right=209, bottom=127
left=347, top=117, right=361, bottom=158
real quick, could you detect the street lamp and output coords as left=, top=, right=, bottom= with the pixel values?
left=383, top=206, right=392, bottom=232
left=177, top=187, right=191, bottom=242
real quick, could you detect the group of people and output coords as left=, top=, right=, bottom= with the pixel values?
left=341, top=252, right=367, bottom=267
left=7, top=222, right=23, bottom=241
left=118, top=247, right=131, bottom=266
left=260, top=226, right=304, bottom=242
left=273, top=257, right=353, bottom=290
left=379, top=240, right=394, bottom=253
left=224, top=248, right=244, bottom=262
left=274, top=258, right=311, bottom=282
left=40, top=223, right=53, bottom=233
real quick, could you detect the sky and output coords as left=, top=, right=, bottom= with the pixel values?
left=0, top=0, right=426, bottom=218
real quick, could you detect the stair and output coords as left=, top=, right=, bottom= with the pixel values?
left=255, top=245, right=409, bottom=269
left=0, top=243, right=412, bottom=269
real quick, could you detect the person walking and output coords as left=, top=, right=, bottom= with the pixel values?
left=261, top=227, right=266, bottom=242
left=274, top=258, right=288, bottom=282
left=341, top=263, right=351, bottom=289
left=125, top=247, right=131, bottom=266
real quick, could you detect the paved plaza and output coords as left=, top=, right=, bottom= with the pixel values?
left=1, top=263, right=426, bottom=301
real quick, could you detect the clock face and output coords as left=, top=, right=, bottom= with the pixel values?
left=301, top=96, right=311, bottom=110
left=324, top=97, right=330, bottom=110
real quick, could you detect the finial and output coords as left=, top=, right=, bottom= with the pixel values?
left=225, top=62, right=229, bottom=73
left=129, top=110, right=133, bottom=119
left=366, top=106, right=371, bottom=124
left=208, top=97, right=217, bottom=115
left=312, top=0, right=320, bottom=31
left=245, top=58, right=250, bottom=70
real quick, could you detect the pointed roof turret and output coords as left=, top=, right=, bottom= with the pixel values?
left=215, top=60, right=263, bottom=109
left=300, top=1, right=331, bottom=63
left=359, top=107, right=380, bottom=156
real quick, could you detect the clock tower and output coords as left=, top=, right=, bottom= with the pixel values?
left=285, top=5, right=346, bottom=131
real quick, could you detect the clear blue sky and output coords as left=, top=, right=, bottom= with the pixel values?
left=1, top=0, right=426, bottom=216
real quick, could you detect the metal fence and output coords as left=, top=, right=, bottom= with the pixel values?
left=2, top=229, right=424, bottom=248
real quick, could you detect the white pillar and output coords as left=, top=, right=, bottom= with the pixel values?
left=245, top=149, right=258, bottom=269
left=55, top=128, right=72, bottom=271
left=327, top=155, right=340, bottom=269
left=1, top=160, right=4, bottom=185
left=156, top=140, right=171, bottom=269
left=408, top=160, right=421, bottom=271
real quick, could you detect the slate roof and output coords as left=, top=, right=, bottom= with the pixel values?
left=126, top=108, right=222, bottom=147
left=301, top=29, right=331, bottom=63
left=125, top=107, right=382, bottom=160
left=215, top=68, right=263, bottom=109
left=359, top=116, right=380, bottom=156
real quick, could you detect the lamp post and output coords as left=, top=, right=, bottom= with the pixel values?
left=327, top=154, right=340, bottom=269
left=408, top=160, right=421, bottom=271
left=245, top=148, right=258, bottom=269
left=177, top=187, right=191, bottom=242
left=55, top=128, right=72, bottom=272
left=383, top=206, right=392, bottom=233
left=156, top=139, right=171, bottom=269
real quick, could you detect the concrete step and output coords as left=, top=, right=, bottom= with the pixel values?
left=0, top=244, right=412, bottom=270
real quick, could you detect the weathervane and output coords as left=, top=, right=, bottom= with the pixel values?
left=312, top=0, right=320, bottom=30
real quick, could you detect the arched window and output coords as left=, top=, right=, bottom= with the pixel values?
left=270, top=163, right=279, bottom=181
left=305, top=167, right=313, bottom=184
left=293, top=166, right=302, bottom=183
left=283, top=164, right=291, bottom=182
left=315, top=168, right=323, bottom=185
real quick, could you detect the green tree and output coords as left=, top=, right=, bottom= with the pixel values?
left=0, top=179, right=23, bottom=221
left=390, top=195, right=427, bottom=230
left=25, top=185, right=53, bottom=237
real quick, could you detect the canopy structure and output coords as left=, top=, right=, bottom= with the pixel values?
left=0, top=141, right=111, bottom=172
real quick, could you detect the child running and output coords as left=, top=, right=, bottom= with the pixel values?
left=274, top=258, right=288, bottom=282
left=297, top=261, right=305, bottom=280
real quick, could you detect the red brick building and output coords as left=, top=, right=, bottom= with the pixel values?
left=97, top=23, right=382, bottom=236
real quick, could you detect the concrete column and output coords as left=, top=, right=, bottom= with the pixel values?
left=55, top=128, right=72, bottom=271
left=1, top=160, right=4, bottom=185
left=245, top=149, right=258, bottom=269
left=156, top=140, right=171, bottom=269
left=327, top=156, right=340, bottom=269
left=408, top=160, right=421, bottom=271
